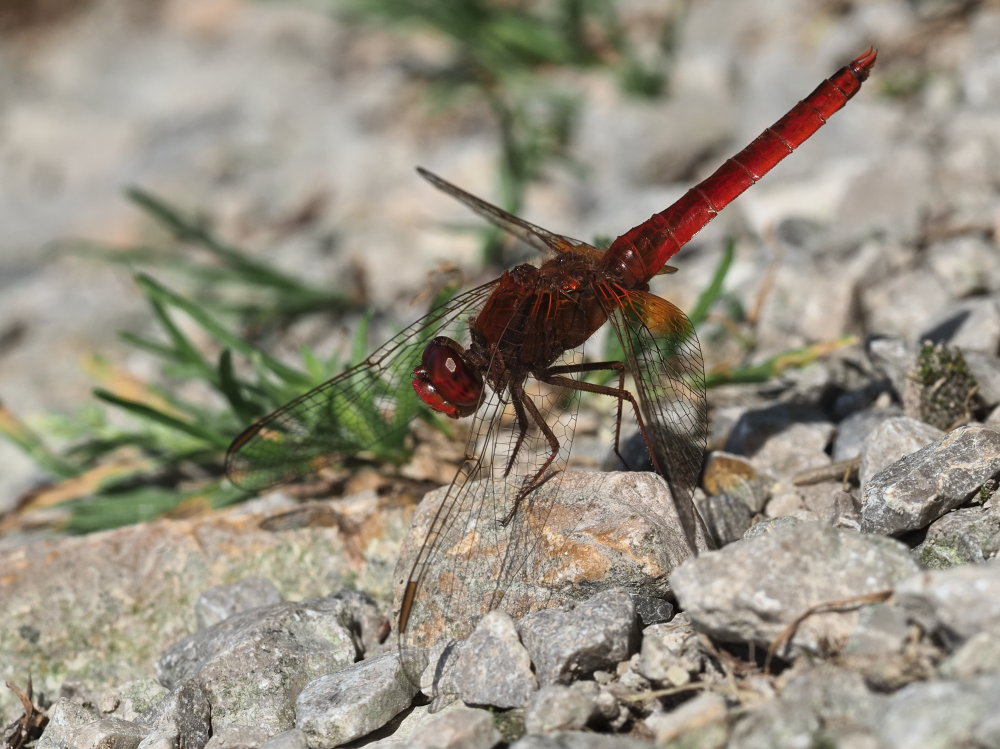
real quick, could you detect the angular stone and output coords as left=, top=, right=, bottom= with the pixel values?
left=671, top=523, right=917, bottom=656
left=631, top=596, right=673, bottom=627
left=260, top=729, right=308, bottom=749
left=35, top=700, right=101, bottom=749
left=912, top=505, right=1000, bottom=568
left=831, top=407, right=902, bottom=462
left=730, top=665, right=886, bottom=748
left=135, top=732, right=176, bottom=749
left=518, top=589, right=639, bottom=686
left=139, top=680, right=212, bottom=749
left=919, top=296, right=1000, bottom=354
left=295, top=652, right=418, bottom=748
left=64, top=718, right=149, bottom=749
left=858, top=416, right=944, bottom=493
left=195, top=578, right=284, bottom=629
left=645, top=691, right=727, bottom=746
left=156, top=600, right=356, bottom=734
left=635, top=615, right=703, bottom=684
left=451, top=611, right=537, bottom=709
left=0, top=495, right=407, bottom=720
left=509, top=731, right=652, bottom=748
left=203, top=726, right=272, bottom=749
left=877, top=674, right=1000, bottom=748
left=107, top=679, right=168, bottom=723
left=523, top=682, right=603, bottom=734
left=695, top=492, right=753, bottom=546
left=940, top=624, right=1000, bottom=679
left=964, top=351, right=1000, bottom=408
left=701, top=451, right=770, bottom=513
left=867, top=337, right=915, bottom=397
left=394, top=472, right=707, bottom=663
left=895, top=559, right=1000, bottom=645
left=861, top=424, right=1000, bottom=535
left=406, top=705, right=501, bottom=749
left=306, top=590, right=391, bottom=658
left=725, top=405, right=833, bottom=480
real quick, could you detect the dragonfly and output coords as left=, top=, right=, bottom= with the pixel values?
left=226, top=48, right=877, bottom=687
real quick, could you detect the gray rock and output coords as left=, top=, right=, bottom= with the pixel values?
left=858, top=416, right=944, bottom=493
left=912, top=505, right=1000, bottom=568
left=631, top=596, right=674, bottom=627
left=695, top=492, right=754, bottom=546
left=395, top=472, right=707, bottom=670
left=729, top=665, right=885, bottom=749
left=451, top=611, right=537, bottom=709
left=842, top=603, right=911, bottom=658
left=523, top=682, right=609, bottom=734
left=644, top=691, right=728, bottom=746
left=926, top=235, right=1000, bottom=299
left=195, top=578, right=284, bottom=629
left=295, top=651, right=418, bottom=748
left=728, top=665, right=885, bottom=749
left=861, top=424, right=1000, bottom=535
left=518, top=589, right=639, bottom=687
left=259, top=730, right=307, bottom=749
left=155, top=600, right=356, bottom=733
left=406, top=705, right=501, bottom=749
left=35, top=700, right=101, bottom=749
left=766, top=483, right=859, bottom=529
left=896, top=559, right=1000, bottom=646
left=510, top=731, right=651, bottom=749
left=919, top=295, right=1000, bottom=354
left=135, top=732, right=177, bottom=749
left=878, top=674, right=1000, bottom=749
left=742, top=515, right=804, bottom=540
left=751, top=421, right=836, bottom=481
left=939, top=624, right=1000, bottom=679
left=964, top=350, right=1000, bottom=408
left=635, top=616, right=704, bottom=684
left=832, top=407, right=902, bottom=462
left=306, top=590, right=391, bottom=658
left=139, top=680, right=212, bottom=749
left=701, top=452, right=770, bottom=514
left=868, top=337, right=916, bottom=397
left=67, top=718, right=150, bottom=749
left=0, top=496, right=407, bottom=720
left=107, top=679, right=169, bottom=722
left=724, top=405, right=833, bottom=480
left=671, top=523, right=918, bottom=656
left=203, top=726, right=272, bottom=749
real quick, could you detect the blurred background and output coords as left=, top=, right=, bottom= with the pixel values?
left=1, top=0, right=998, bottom=529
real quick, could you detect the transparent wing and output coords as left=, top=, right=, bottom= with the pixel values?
left=225, top=280, right=499, bottom=492
left=418, top=167, right=601, bottom=260
left=608, top=290, right=709, bottom=552
left=396, top=338, right=587, bottom=693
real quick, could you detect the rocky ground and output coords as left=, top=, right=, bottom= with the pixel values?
left=3, top=0, right=1000, bottom=747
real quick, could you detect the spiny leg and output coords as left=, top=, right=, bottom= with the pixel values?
left=500, top=378, right=562, bottom=526
left=540, top=360, right=664, bottom=475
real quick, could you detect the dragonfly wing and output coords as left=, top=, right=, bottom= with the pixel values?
left=417, top=167, right=600, bottom=260
left=608, top=290, right=709, bottom=552
left=225, top=280, right=499, bottom=492
left=397, top=348, right=585, bottom=694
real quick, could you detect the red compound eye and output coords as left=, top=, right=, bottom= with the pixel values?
left=412, top=337, right=483, bottom=418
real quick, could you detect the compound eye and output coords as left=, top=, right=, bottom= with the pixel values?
left=412, top=337, right=483, bottom=418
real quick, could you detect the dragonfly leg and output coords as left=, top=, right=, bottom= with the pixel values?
left=499, top=378, right=561, bottom=527
left=540, top=360, right=665, bottom=476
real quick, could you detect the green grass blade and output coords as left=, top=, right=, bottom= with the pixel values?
left=93, top=388, right=229, bottom=449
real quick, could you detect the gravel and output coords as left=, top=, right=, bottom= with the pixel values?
left=4, top=0, right=1000, bottom=746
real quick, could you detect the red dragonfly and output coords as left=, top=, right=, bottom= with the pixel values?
left=227, top=49, right=876, bottom=683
